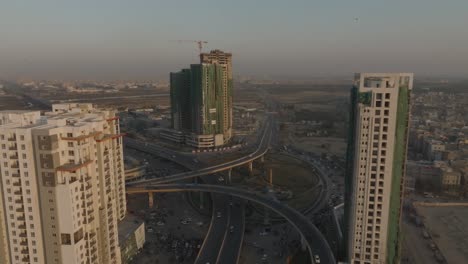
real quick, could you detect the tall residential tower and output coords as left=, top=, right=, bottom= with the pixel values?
left=345, top=73, right=413, bottom=264
left=169, top=50, right=233, bottom=148
left=0, top=103, right=126, bottom=264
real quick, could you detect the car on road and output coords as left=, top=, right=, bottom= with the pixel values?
left=229, top=225, right=234, bottom=233
left=314, top=254, right=321, bottom=263
left=157, top=221, right=165, bottom=226
left=218, top=176, right=224, bottom=182
left=216, top=212, right=222, bottom=218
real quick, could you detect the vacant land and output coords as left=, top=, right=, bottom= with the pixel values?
left=416, top=205, right=468, bottom=264
left=293, top=137, right=347, bottom=156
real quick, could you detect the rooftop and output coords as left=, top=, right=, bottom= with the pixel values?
left=118, top=214, right=144, bottom=244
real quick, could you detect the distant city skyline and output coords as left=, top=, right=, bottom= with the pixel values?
left=1, top=0, right=467, bottom=80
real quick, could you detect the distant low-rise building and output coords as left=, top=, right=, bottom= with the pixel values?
left=441, top=167, right=462, bottom=195
left=118, top=215, right=145, bottom=264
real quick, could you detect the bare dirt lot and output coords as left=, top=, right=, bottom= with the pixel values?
left=416, top=205, right=468, bottom=264
left=292, top=136, right=347, bottom=156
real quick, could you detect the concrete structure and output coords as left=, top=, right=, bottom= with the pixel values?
left=0, top=104, right=126, bottom=264
left=127, top=183, right=336, bottom=264
left=441, top=167, right=461, bottom=195
left=170, top=50, right=233, bottom=148
left=406, top=161, right=443, bottom=192
left=345, top=73, right=413, bottom=264
left=118, top=215, right=145, bottom=264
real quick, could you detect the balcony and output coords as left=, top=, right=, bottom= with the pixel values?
left=15, top=198, right=23, bottom=204
left=10, top=154, right=18, bottom=159
left=9, top=145, right=17, bottom=150
left=19, top=231, right=27, bottom=238
left=16, top=207, right=24, bottom=213
left=13, top=181, right=21, bottom=187
left=21, top=249, right=29, bottom=254
left=11, top=163, right=19, bottom=169
left=19, top=240, right=28, bottom=246
left=12, top=173, right=20, bottom=178
left=8, top=136, right=16, bottom=141
left=18, top=224, right=26, bottom=229
left=22, top=256, right=30, bottom=262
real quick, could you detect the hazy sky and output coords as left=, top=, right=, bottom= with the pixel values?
left=1, top=0, right=467, bottom=80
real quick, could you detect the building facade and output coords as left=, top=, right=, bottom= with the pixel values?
left=170, top=50, right=233, bottom=148
left=344, top=73, right=413, bottom=264
left=0, top=104, right=126, bottom=264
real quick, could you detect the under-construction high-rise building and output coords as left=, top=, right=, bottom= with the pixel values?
left=169, top=50, right=233, bottom=148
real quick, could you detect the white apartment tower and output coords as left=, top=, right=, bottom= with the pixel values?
left=0, top=103, right=126, bottom=264
left=345, top=73, right=413, bottom=264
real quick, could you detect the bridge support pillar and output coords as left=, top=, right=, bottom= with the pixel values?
left=268, top=168, right=273, bottom=185
left=148, top=192, right=154, bottom=208
left=300, top=235, right=307, bottom=252
left=248, top=162, right=253, bottom=176
left=227, top=169, right=232, bottom=184
left=264, top=207, right=270, bottom=226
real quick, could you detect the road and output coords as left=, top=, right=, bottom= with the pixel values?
left=125, top=114, right=335, bottom=263
left=216, top=198, right=245, bottom=264
left=127, top=184, right=336, bottom=264
left=125, top=116, right=274, bottom=264
left=125, top=115, right=273, bottom=186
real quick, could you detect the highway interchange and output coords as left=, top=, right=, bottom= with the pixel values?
left=126, top=115, right=336, bottom=264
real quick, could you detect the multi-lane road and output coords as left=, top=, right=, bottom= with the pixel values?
left=125, top=114, right=336, bottom=263
left=129, top=184, right=336, bottom=264
left=126, top=116, right=272, bottom=264
left=125, top=115, right=273, bottom=187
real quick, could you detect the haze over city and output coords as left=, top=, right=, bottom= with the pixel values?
left=1, top=0, right=468, bottom=80
left=1, top=2, right=468, bottom=264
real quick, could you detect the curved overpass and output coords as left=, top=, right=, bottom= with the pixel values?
left=126, top=116, right=273, bottom=187
left=127, top=184, right=336, bottom=264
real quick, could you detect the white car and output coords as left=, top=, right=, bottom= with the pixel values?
left=216, top=212, right=222, bottom=218
left=314, top=255, right=321, bottom=263
left=218, top=176, right=224, bottom=182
